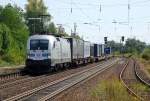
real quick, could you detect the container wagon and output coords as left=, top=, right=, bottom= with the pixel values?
left=94, top=44, right=101, bottom=62
left=101, top=44, right=105, bottom=59
left=98, top=44, right=103, bottom=60
left=77, top=39, right=84, bottom=64
left=66, top=37, right=84, bottom=65
left=84, top=41, right=91, bottom=63
left=90, top=43, right=94, bottom=62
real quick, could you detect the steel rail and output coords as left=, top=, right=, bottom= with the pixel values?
left=119, top=59, right=144, bottom=101
left=134, top=60, right=150, bottom=87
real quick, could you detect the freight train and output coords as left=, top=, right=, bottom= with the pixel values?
left=25, top=35, right=112, bottom=73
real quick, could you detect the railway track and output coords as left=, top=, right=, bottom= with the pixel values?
left=0, top=59, right=106, bottom=87
left=0, top=72, right=23, bottom=82
left=0, top=75, right=47, bottom=89
left=3, top=58, right=119, bottom=101
left=0, top=64, right=99, bottom=88
left=0, top=58, right=113, bottom=100
left=134, top=60, right=150, bottom=87
left=120, top=58, right=150, bottom=101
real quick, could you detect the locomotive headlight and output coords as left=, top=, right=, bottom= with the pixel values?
left=42, top=53, right=51, bottom=58
left=48, top=53, right=51, bottom=58
left=27, top=53, right=29, bottom=58
left=27, top=53, right=35, bottom=58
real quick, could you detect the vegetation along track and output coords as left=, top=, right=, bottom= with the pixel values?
left=3, top=58, right=119, bottom=101
left=120, top=58, right=150, bottom=101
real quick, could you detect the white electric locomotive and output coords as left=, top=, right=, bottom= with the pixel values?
left=26, top=35, right=71, bottom=73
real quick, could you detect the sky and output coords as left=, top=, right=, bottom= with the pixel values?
left=1, top=0, right=150, bottom=44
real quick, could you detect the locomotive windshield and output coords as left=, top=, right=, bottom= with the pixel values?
left=30, top=39, right=49, bottom=50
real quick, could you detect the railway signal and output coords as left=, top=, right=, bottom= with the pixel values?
left=120, top=36, right=125, bottom=56
left=122, top=36, right=124, bottom=42
left=104, top=37, right=107, bottom=44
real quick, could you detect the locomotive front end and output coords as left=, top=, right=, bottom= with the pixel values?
left=26, top=35, right=52, bottom=73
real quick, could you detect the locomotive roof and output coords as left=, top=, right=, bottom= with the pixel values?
left=28, top=35, right=69, bottom=43
left=29, top=35, right=55, bottom=39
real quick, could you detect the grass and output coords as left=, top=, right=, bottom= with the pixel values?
left=113, top=53, right=133, bottom=58
left=138, top=58, right=150, bottom=75
left=0, top=59, right=11, bottom=67
left=132, top=83, right=150, bottom=93
left=0, top=58, right=23, bottom=67
left=90, top=78, right=139, bottom=101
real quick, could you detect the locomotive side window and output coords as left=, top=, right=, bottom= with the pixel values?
left=30, top=39, right=49, bottom=50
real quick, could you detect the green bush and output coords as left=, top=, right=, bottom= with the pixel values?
left=141, top=48, right=150, bottom=60
left=4, top=46, right=25, bottom=64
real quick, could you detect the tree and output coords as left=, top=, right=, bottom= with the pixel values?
left=107, top=40, right=122, bottom=52
left=0, top=4, right=29, bottom=49
left=141, top=48, right=150, bottom=60
left=0, top=4, right=29, bottom=63
left=48, top=22, right=57, bottom=34
left=25, top=0, right=69, bottom=36
left=0, top=23, right=12, bottom=55
left=125, top=38, right=146, bottom=54
left=0, top=6, right=3, bottom=13
left=71, top=34, right=81, bottom=39
left=25, top=0, right=51, bottom=35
